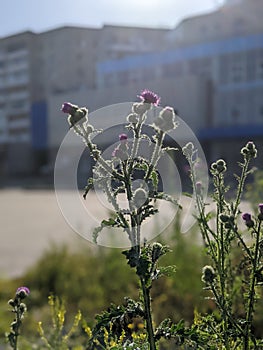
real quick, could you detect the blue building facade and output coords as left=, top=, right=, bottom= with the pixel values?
left=96, top=31, right=263, bottom=167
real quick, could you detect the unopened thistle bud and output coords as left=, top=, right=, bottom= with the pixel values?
left=133, top=188, right=148, bottom=208
left=182, top=142, right=194, bottom=159
left=132, top=102, right=149, bottom=115
left=152, top=242, right=163, bottom=262
left=211, top=159, right=227, bottom=174
left=154, top=106, right=177, bottom=132
left=127, top=113, right=138, bottom=124
left=201, top=265, right=216, bottom=284
left=219, top=214, right=230, bottom=223
left=241, top=141, right=257, bottom=159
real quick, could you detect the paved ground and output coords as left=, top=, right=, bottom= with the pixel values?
left=0, top=189, right=176, bottom=278
left=0, top=188, right=251, bottom=279
left=0, top=189, right=82, bottom=278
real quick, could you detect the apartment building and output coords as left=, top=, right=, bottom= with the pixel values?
left=0, top=31, right=38, bottom=174
left=1, top=0, right=262, bottom=179
left=0, top=25, right=168, bottom=176
left=95, top=0, right=263, bottom=168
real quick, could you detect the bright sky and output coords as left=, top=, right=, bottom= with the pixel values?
left=1, top=0, right=225, bottom=37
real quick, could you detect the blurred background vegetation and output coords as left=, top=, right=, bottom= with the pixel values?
left=1, top=170, right=263, bottom=347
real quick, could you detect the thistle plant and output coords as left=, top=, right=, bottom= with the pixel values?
left=183, top=140, right=263, bottom=349
left=61, top=90, right=180, bottom=349
left=7, top=287, right=30, bottom=350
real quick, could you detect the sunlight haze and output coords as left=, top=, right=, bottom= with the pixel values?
left=1, top=0, right=225, bottom=36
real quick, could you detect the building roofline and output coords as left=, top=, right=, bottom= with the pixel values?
left=0, top=30, right=36, bottom=40
left=102, top=23, right=170, bottom=31
left=0, top=23, right=170, bottom=41
left=176, top=8, right=220, bottom=27
left=38, top=24, right=100, bottom=35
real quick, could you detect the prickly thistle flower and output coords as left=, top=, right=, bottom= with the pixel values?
left=138, top=89, right=160, bottom=106
left=258, top=204, right=263, bottom=221
left=61, top=102, right=78, bottom=114
left=61, top=102, right=88, bottom=127
left=242, top=213, right=254, bottom=228
left=16, top=286, right=30, bottom=299
left=119, top=133, right=128, bottom=141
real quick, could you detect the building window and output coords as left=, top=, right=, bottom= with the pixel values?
left=255, top=49, right=263, bottom=80
left=230, top=53, right=245, bottom=83
left=9, top=127, right=28, bottom=135
left=247, top=50, right=256, bottom=81
left=8, top=114, right=27, bottom=122
left=219, top=55, right=230, bottom=84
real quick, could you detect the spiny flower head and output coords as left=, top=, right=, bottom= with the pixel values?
left=138, top=89, right=160, bottom=106
left=61, top=102, right=78, bottom=115
left=119, top=133, right=128, bottom=141
left=61, top=102, right=88, bottom=127
left=242, top=212, right=254, bottom=228
left=16, top=286, right=30, bottom=299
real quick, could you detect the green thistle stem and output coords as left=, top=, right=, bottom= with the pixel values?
left=140, top=277, right=156, bottom=350
left=244, top=221, right=262, bottom=350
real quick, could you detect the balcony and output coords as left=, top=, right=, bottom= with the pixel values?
left=7, top=49, right=28, bottom=60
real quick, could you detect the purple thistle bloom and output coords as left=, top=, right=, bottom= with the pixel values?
left=119, top=133, right=128, bottom=141
left=61, top=102, right=78, bottom=115
left=242, top=213, right=251, bottom=221
left=16, top=286, right=30, bottom=299
left=138, top=89, right=160, bottom=106
left=242, top=213, right=254, bottom=228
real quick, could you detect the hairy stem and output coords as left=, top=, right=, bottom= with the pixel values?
left=140, top=277, right=156, bottom=350
left=244, top=221, right=262, bottom=349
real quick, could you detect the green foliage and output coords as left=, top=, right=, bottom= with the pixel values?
left=22, top=245, right=138, bottom=321
left=184, top=140, right=263, bottom=349
left=37, top=295, right=83, bottom=350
